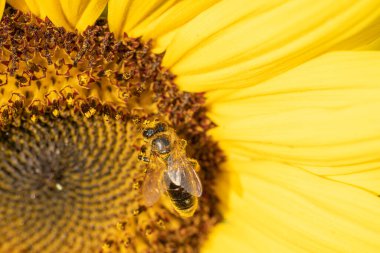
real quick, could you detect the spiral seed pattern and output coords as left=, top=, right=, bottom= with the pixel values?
left=0, top=115, right=142, bottom=252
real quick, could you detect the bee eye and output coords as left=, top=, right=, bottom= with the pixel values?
left=143, top=128, right=155, bottom=138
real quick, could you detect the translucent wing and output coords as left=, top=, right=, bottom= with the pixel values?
left=167, top=151, right=202, bottom=197
left=166, top=152, right=183, bottom=186
left=162, top=170, right=173, bottom=189
left=142, top=155, right=166, bottom=206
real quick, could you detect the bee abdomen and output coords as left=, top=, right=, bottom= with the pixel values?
left=167, top=183, right=197, bottom=217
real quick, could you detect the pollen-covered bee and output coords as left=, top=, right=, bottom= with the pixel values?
left=138, top=121, right=202, bottom=217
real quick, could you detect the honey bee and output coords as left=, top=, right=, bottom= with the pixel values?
left=138, top=122, right=202, bottom=217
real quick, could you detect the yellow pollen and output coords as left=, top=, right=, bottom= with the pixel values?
left=116, top=222, right=127, bottom=231
left=52, top=109, right=60, bottom=117
left=31, top=114, right=37, bottom=123
left=84, top=107, right=96, bottom=118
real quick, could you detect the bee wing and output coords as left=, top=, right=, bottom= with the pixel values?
left=142, top=156, right=166, bottom=206
left=166, top=153, right=183, bottom=186
left=167, top=153, right=203, bottom=197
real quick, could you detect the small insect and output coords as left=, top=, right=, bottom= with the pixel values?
left=138, top=121, right=202, bottom=217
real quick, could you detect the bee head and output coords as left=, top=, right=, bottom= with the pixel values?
left=152, top=135, right=171, bottom=154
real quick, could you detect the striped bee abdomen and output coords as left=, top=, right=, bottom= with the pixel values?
left=166, top=182, right=198, bottom=217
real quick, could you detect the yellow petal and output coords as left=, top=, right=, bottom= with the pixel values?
left=8, top=0, right=51, bottom=22
left=108, top=0, right=167, bottom=39
left=7, top=0, right=31, bottom=14
left=108, top=0, right=218, bottom=46
left=129, top=0, right=219, bottom=52
left=74, top=0, right=108, bottom=32
left=162, top=0, right=380, bottom=92
left=208, top=51, right=380, bottom=174
left=328, top=169, right=380, bottom=196
left=0, top=0, right=4, bottom=20
left=203, top=160, right=380, bottom=252
left=29, top=0, right=107, bottom=32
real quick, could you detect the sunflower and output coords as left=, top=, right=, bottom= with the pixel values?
left=2, top=0, right=380, bottom=252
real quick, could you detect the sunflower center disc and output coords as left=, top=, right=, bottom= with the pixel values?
left=0, top=116, right=140, bottom=252
left=0, top=7, right=223, bottom=253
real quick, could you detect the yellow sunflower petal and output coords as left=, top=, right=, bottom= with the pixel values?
left=108, top=0, right=167, bottom=39
left=73, top=0, right=108, bottom=32
left=30, top=0, right=107, bottom=32
left=162, top=0, right=380, bottom=92
left=208, top=51, right=380, bottom=175
left=328, top=169, right=380, bottom=196
left=203, top=160, right=380, bottom=252
left=129, top=0, right=218, bottom=52
left=0, top=0, right=4, bottom=20
left=7, top=0, right=31, bottom=14
left=107, top=0, right=218, bottom=46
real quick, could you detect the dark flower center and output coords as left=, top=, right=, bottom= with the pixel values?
left=0, top=7, right=224, bottom=253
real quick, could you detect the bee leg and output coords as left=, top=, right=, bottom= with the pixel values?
left=138, top=155, right=150, bottom=163
left=188, top=158, right=200, bottom=172
left=140, top=144, right=147, bottom=153
left=138, top=145, right=150, bottom=163
left=177, top=139, right=187, bottom=150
